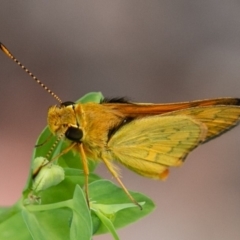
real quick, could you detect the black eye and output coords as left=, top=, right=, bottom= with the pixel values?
left=65, top=127, right=83, bottom=142
left=61, top=101, right=75, bottom=107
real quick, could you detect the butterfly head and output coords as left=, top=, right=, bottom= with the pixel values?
left=47, top=102, right=83, bottom=142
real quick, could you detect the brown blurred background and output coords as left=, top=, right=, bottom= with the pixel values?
left=0, top=1, right=240, bottom=240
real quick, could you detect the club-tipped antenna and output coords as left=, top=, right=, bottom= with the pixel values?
left=0, top=42, right=62, bottom=104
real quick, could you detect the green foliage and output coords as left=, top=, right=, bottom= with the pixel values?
left=0, top=92, right=155, bottom=240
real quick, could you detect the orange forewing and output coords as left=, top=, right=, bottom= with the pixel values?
left=103, top=97, right=240, bottom=117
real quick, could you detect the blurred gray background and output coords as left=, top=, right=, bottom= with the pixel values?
left=0, top=1, right=240, bottom=239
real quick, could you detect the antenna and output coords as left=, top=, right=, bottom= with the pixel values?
left=0, top=42, right=62, bottom=104
left=45, top=136, right=62, bottom=160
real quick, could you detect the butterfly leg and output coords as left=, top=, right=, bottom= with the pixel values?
left=48, top=142, right=77, bottom=162
left=79, top=143, right=90, bottom=207
left=101, top=155, right=142, bottom=210
left=33, top=142, right=77, bottom=178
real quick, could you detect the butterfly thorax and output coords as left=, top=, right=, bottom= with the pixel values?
left=74, top=103, right=126, bottom=158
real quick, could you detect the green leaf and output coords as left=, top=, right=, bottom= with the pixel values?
left=89, top=180, right=155, bottom=235
left=70, top=185, right=92, bottom=240
left=22, top=207, right=72, bottom=240
left=36, top=170, right=100, bottom=204
left=0, top=209, right=31, bottom=240
left=76, top=92, right=104, bottom=104
left=92, top=210, right=120, bottom=240
left=0, top=207, right=11, bottom=216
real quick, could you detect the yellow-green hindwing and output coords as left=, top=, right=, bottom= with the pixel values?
left=163, top=106, right=240, bottom=142
left=106, top=115, right=207, bottom=179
